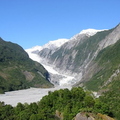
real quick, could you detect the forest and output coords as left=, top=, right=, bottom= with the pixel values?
left=0, top=87, right=116, bottom=120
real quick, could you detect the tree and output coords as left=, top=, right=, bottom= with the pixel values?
left=30, top=114, right=38, bottom=120
left=84, top=95, right=95, bottom=108
left=71, top=87, right=85, bottom=101
left=15, top=103, right=25, bottom=114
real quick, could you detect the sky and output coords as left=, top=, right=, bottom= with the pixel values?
left=0, top=0, right=120, bottom=49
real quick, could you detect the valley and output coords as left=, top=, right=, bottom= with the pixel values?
left=0, top=24, right=120, bottom=119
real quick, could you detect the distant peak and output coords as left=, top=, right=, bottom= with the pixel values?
left=25, top=38, right=69, bottom=53
left=79, top=29, right=104, bottom=36
left=43, top=38, right=69, bottom=48
left=25, top=46, right=42, bottom=53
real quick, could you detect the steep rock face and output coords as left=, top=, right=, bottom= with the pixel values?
left=99, top=24, right=120, bottom=49
left=48, top=34, right=89, bottom=74
left=83, top=38, right=120, bottom=91
left=74, top=24, right=120, bottom=90
left=44, top=25, right=120, bottom=80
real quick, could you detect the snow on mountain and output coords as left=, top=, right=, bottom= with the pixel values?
left=26, top=49, right=41, bottom=63
left=43, top=38, right=69, bottom=49
left=26, top=38, right=69, bottom=54
left=70, top=29, right=105, bottom=40
left=26, top=29, right=103, bottom=54
left=26, top=38, right=69, bottom=63
left=26, top=46, right=42, bottom=54
left=79, top=29, right=104, bottom=36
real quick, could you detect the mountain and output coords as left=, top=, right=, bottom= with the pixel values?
left=26, top=24, right=120, bottom=119
left=26, top=24, right=120, bottom=89
left=26, top=25, right=119, bottom=86
left=26, top=29, right=104, bottom=86
left=0, top=37, right=53, bottom=93
left=84, top=37, right=120, bottom=119
left=81, top=38, right=120, bottom=91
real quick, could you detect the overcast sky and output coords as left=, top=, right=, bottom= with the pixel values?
left=0, top=0, right=120, bottom=49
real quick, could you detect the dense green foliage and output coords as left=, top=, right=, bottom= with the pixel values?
left=0, top=38, right=53, bottom=93
left=0, top=87, right=113, bottom=120
left=99, top=74, right=120, bottom=120
left=85, top=39, right=120, bottom=91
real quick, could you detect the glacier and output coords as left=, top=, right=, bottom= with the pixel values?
left=26, top=48, right=76, bottom=86
left=26, top=29, right=105, bottom=86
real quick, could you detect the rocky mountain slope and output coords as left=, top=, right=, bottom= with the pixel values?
left=83, top=38, right=120, bottom=91
left=26, top=24, right=120, bottom=88
left=0, top=38, right=53, bottom=93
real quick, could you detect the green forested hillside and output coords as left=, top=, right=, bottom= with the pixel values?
left=85, top=39, right=120, bottom=91
left=84, top=39, right=120, bottom=119
left=99, top=75, right=120, bottom=120
left=0, top=38, right=53, bottom=93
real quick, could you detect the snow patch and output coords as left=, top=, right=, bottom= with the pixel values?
left=43, top=38, right=69, bottom=49
left=79, top=29, right=104, bottom=36
left=26, top=46, right=42, bottom=53
left=26, top=49, right=41, bottom=63
left=26, top=39, right=69, bottom=54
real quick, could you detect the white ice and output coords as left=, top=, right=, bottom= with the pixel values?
left=26, top=49, right=75, bottom=86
